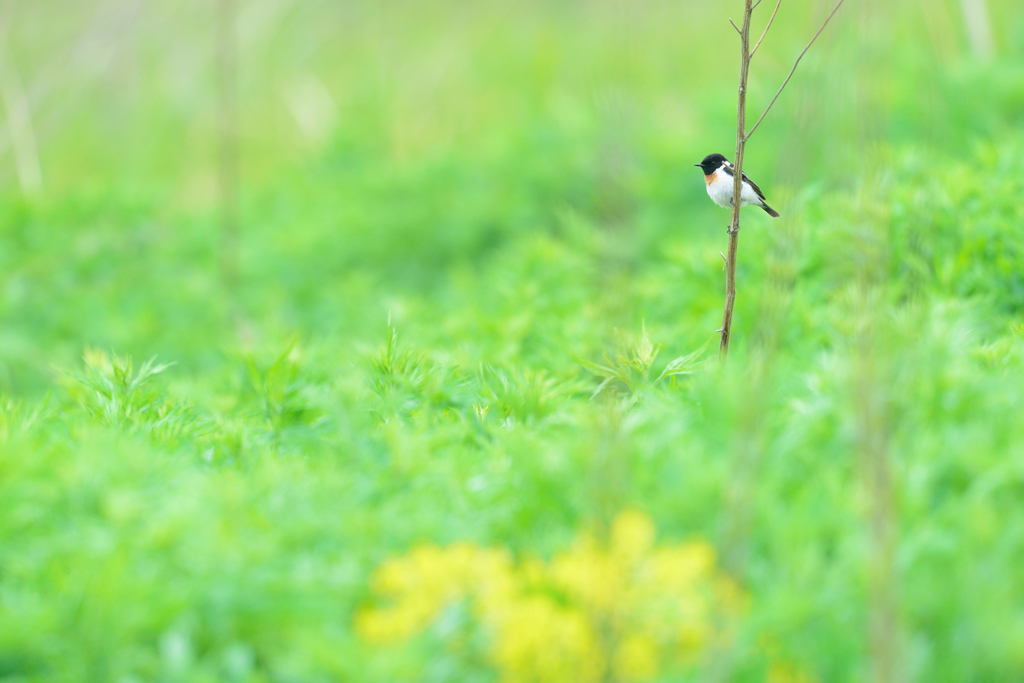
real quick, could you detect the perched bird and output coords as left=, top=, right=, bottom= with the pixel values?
left=694, top=153, right=780, bottom=218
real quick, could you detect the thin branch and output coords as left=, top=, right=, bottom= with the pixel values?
left=752, top=0, right=764, bottom=9
left=745, top=0, right=846, bottom=141
left=750, top=0, right=782, bottom=58
left=729, top=18, right=742, bottom=34
left=719, top=0, right=755, bottom=361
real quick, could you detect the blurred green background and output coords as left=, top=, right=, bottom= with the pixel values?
left=1, top=0, right=1023, bottom=680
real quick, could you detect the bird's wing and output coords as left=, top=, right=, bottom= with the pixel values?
left=741, top=172, right=767, bottom=201
left=720, top=163, right=768, bottom=202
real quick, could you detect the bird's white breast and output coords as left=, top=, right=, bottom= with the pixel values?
left=705, top=165, right=761, bottom=209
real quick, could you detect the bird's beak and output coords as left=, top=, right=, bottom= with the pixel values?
left=693, top=163, right=701, bottom=167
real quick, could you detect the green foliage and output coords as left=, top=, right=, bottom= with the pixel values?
left=243, top=342, right=318, bottom=431
left=573, top=324, right=711, bottom=398
left=1, top=0, right=1024, bottom=681
left=479, top=364, right=569, bottom=425
left=62, top=350, right=174, bottom=428
left=368, top=322, right=472, bottom=425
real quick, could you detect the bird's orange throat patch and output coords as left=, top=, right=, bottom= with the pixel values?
left=704, top=172, right=717, bottom=185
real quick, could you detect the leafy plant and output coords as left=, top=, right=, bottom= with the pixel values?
left=573, top=324, right=711, bottom=399
left=369, top=320, right=471, bottom=424
left=370, top=321, right=425, bottom=403
left=478, top=365, right=569, bottom=425
left=243, top=341, right=318, bottom=432
left=61, top=349, right=174, bottom=428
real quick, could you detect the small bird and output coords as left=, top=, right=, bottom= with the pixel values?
left=694, top=153, right=780, bottom=218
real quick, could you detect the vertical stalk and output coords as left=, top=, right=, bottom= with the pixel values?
left=217, top=0, right=240, bottom=320
left=0, top=2, right=43, bottom=197
left=719, top=0, right=754, bottom=360
left=719, top=0, right=844, bottom=360
left=959, top=0, right=994, bottom=60
left=0, top=53, right=42, bottom=196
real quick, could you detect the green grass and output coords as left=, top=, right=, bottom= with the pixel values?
left=2, top=0, right=1024, bottom=681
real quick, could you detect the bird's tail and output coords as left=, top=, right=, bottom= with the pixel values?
left=761, top=203, right=780, bottom=218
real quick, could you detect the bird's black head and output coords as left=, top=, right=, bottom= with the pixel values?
left=694, top=153, right=728, bottom=175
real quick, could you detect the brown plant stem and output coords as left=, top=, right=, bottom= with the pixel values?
left=718, top=0, right=754, bottom=361
left=719, top=0, right=846, bottom=359
left=751, top=0, right=782, bottom=58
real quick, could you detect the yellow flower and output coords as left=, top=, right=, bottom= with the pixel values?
left=491, top=596, right=603, bottom=683
left=355, top=511, right=744, bottom=682
left=354, top=602, right=426, bottom=643
left=648, top=543, right=716, bottom=591
left=677, top=622, right=707, bottom=654
left=613, top=634, right=659, bottom=682
left=611, top=509, right=656, bottom=565
left=550, top=537, right=624, bottom=614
